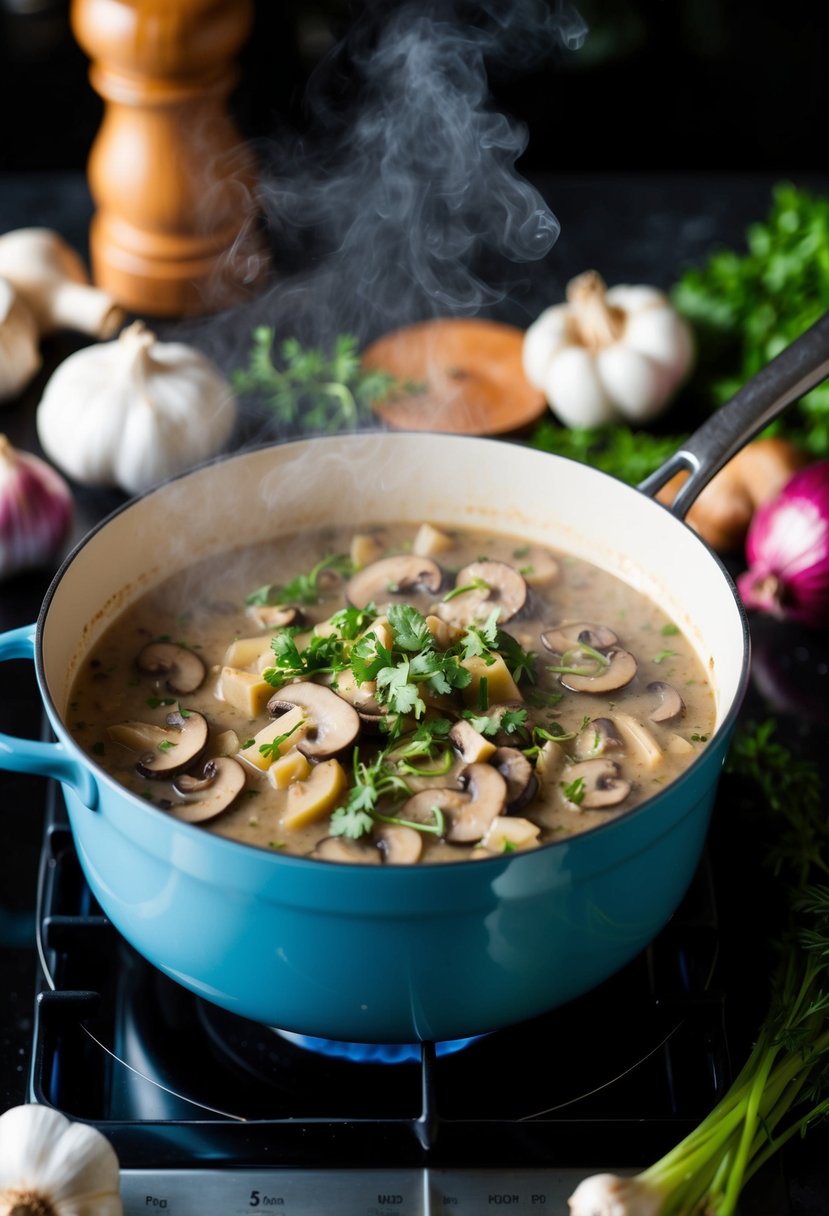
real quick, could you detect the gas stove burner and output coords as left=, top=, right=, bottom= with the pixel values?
left=273, top=1029, right=481, bottom=1064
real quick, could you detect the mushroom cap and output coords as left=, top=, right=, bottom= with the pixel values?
left=375, top=823, right=423, bottom=865
left=564, top=757, right=631, bottom=809
left=490, top=746, right=538, bottom=813
left=647, top=680, right=686, bottom=723
left=247, top=604, right=306, bottom=630
left=345, top=554, right=443, bottom=610
left=540, top=622, right=618, bottom=655
left=170, top=757, right=246, bottom=822
left=400, top=786, right=472, bottom=829
left=108, top=708, right=210, bottom=780
left=447, top=762, right=509, bottom=842
left=314, top=835, right=382, bottom=864
left=558, top=647, right=638, bottom=694
left=267, top=681, right=360, bottom=759
left=573, top=717, right=624, bottom=759
left=437, top=559, right=528, bottom=627
left=136, top=641, right=206, bottom=695
left=449, top=718, right=497, bottom=764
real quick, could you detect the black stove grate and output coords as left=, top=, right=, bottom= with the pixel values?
left=29, top=792, right=740, bottom=1174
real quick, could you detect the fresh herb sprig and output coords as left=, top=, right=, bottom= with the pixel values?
left=247, top=554, right=353, bottom=609
left=528, top=417, right=685, bottom=486
left=232, top=329, right=417, bottom=433
left=569, top=719, right=829, bottom=1215
left=264, top=595, right=541, bottom=840
left=673, top=182, right=829, bottom=457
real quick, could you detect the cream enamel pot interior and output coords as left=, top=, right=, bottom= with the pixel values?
left=2, top=314, right=829, bottom=1044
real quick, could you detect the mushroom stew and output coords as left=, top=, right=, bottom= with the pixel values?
left=67, top=522, right=716, bottom=864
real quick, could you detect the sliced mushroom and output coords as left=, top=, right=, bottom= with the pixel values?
left=314, top=836, right=381, bottom=864
left=345, top=555, right=443, bottom=610
left=136, top=641, right=206, bottom=695
left=449, top=718, right=497, bottom=764
left=438, top=560, right=527, bottom=627
left=331, top=668, right=384, bottom=717
left=647, top=680, right=686, bottom=724
left=490, top=747, right=538, bottom=813
left=246, top=604, right=305, bottom=630
left=563, top=758, right=631, bottom=809
left=447, top=763, right=509, bottom=843
left=517, top=547, right=560, bottom=588
left=376, top=823, right=423, bottom=865
left=399, top=786, right=472, bottom=828
left=540, top=622, right=618, bottom=655
left=267, top=682, right=360, bottom=759
left=109, top=708, right=209, bottom=779
left=573, top=717, right=624, bottom=759
left=170, top=757, right=246, bottom=822
left=558, top=648, right=638, bottom=694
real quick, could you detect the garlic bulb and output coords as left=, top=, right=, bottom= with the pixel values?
left=0, top=228, right=124, bottom=340
left=0, top=277, right=41, bottom=403
left=36, top=321, right=237, bottom=496
left=523, top=270, right=694, bottom=427
left=0, top=1104, right=122, bottom=1216
left=0, top=435, right=73, bottom=580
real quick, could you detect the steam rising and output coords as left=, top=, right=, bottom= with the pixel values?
left=224, top=0, right=586, bottom=355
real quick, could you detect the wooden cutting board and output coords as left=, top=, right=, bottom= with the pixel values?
left=362, top=317, right=547, bottom=435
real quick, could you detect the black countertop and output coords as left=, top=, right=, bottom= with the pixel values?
left=2, top=170, right=829, bottom=1213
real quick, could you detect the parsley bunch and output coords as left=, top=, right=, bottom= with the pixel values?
left=232, top=329, right=409, bottom=433
left=673, top=182, right=829, bottom=456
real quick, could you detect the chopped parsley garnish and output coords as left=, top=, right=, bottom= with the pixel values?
left=561, top=776, right=586, bottom=806
left=258, top=718, right=305, bottom=761
left=247, top=554, right=354, bottom=609
left=652, top=649, right=677, bottom=665
left=157, top=739, right=177, bottom=752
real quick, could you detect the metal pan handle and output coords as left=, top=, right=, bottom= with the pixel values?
left=638, top=310, right=829, bottom=518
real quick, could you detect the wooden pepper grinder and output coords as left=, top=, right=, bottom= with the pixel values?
left=71, top=0, right=270, bottom=317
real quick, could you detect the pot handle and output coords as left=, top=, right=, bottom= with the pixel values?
left=0, top=624, right=98, bottom=810
left=638, top=309, right=829, bottom=518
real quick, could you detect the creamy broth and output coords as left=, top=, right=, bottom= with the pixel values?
left=68, top=522, right=716, bottom=863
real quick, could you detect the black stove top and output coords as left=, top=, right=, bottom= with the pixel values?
left=27, top=783, right=786, bottom=1214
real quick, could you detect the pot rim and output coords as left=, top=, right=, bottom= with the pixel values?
left=35, top=432, right=752, bottom=870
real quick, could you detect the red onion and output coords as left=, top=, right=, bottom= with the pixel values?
left=737, top=460, right=829, bottom=628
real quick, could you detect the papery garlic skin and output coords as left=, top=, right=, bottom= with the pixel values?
left=0, top=1104, right=122, bottom=1216
left=0, top=229, right=124, bottom=340
left=36, top=321, right=237, bottom=496
left=0, top=436, right=72, bottom=580
left=0, top=278, right=41, bottom=403
left=523, top=271, right=694, bottom=428
left=568, top=1172, right=664, bottom=1216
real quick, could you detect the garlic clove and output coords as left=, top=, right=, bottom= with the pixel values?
left=0, top=435, right=73, bottom=580
left=596, top=344, right=670, bottom=423
left=0, top=228, right=125, bottom=340
left=0, top=1104, right=123, bottom=1216
left=623, top=306, right=695, bottom=392
left=521, top=303, right=570, bottom=390
left=546, top=345, right=618, bottom=428
left=0, top=278, right=41, bottom=404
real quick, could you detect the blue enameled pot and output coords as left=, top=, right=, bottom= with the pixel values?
left=0, top=434, right=748, bottom=1042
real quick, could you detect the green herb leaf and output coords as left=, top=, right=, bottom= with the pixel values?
left=232, top=329, right=422, bottom=435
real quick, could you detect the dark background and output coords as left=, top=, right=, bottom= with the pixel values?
left=0, top=0, right=826, bottom=176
